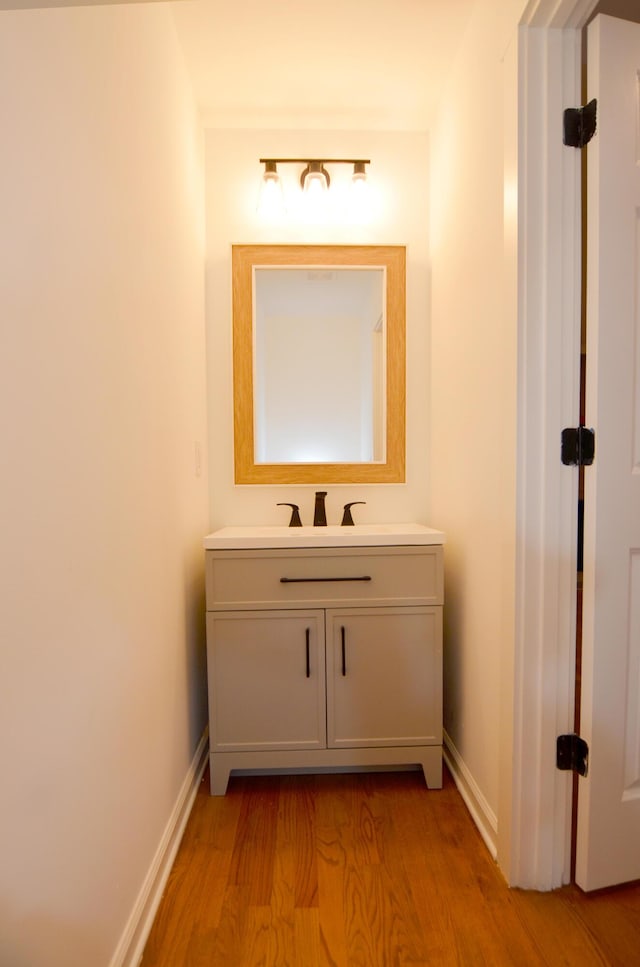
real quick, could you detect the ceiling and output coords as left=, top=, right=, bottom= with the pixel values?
left=170, top=0, right=476, bottom=130
left=0, top=0, right=475, bottom=130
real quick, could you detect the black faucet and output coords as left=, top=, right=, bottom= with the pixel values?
left=313, top=491, right=327, bottom=526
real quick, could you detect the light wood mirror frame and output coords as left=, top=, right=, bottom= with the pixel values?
left=232, top=244, right=406, bottom=484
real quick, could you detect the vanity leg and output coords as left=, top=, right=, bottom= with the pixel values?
left=209, top=755, right=231, bottom=796
left=420, top=749, right=443, bottom=789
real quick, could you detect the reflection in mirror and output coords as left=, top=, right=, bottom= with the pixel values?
left=232, top=245, right=405, bottom=485
left=254, top=267, right=385, bottom=464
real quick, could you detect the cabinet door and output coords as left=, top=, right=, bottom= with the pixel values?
left=207, top=610, right=326, bottom=752
left=326, top=607, right=442, bottom=748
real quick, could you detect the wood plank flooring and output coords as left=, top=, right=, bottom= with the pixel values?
left=141, top=766, right=640, bottom=966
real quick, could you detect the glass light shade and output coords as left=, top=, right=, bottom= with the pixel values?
left=349, top=162, right=370, bottom=221
left=302, top=162, right=329, bottom=195
left=301, top=162, right=329, bottom=221
left=352, top=161, right=367, bottom=186
left=257, top=162, right=285, bottom=218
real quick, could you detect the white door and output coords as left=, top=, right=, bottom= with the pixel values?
left=578, top=12, right=640, bottom=891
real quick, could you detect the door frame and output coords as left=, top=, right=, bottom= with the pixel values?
left=505, top=0, right=599, bottom=888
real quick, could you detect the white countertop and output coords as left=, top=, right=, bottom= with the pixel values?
left=203, top=523, right=445, bottom=550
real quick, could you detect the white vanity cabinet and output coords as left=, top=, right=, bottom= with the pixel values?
left=204, top=529, right=444, bottom=795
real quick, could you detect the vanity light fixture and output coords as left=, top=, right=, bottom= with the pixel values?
left=257, top=157, right=370, bottom=216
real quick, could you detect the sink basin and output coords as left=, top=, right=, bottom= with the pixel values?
left=203, top=523, right=445, bottom=550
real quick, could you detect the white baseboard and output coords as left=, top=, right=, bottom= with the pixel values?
left=443, top=730, right=498, bottom=860
left=109, top=728, right=209, bottom=967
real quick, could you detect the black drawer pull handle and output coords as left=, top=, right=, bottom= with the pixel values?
left=341, top=626, right=347, bottom=677
left=305, top=628, right=310, bottom=678
left=280, top=576, right=372, bottom=584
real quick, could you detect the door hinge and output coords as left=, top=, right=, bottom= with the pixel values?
left=557, top=734, right=589, bottom=777
left=563, top=98, right=597, bottom=148
left=561, top=426, right=595, bottom=466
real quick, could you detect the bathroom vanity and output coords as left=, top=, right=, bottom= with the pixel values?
left=203, top=524, right=444, bottom=795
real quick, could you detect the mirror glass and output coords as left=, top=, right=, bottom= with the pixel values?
left=254, top=267, right=385, bottom=464
left=232, top=244, right=405, bottom=484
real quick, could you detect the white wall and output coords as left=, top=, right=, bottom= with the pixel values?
left=205, top=129, right=431, bottom=529
left=430, top=0, right=524, bottom=841
left=0, top=5, right=209, bottom=966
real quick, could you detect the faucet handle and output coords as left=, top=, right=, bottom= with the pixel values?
left=341, top=502, right=366, bottom=526
left=277, top=503, right=302, bottom=527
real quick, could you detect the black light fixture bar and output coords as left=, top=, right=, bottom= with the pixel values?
left=259, top=158, right=370, bottom=165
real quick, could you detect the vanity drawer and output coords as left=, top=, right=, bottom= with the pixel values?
left=206, top=545, right=443, bottom=610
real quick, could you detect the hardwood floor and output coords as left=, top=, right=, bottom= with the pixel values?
left=142, top=766, right=640, bottom=966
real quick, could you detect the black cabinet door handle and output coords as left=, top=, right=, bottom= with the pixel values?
left=280, top=576, right=371, bottom=584
left=341, top=626, right=346, bottom=677
left=305, top=627, right=310, bottom=678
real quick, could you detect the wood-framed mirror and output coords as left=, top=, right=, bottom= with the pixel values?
left=232, top=244, right=405, bottom=484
